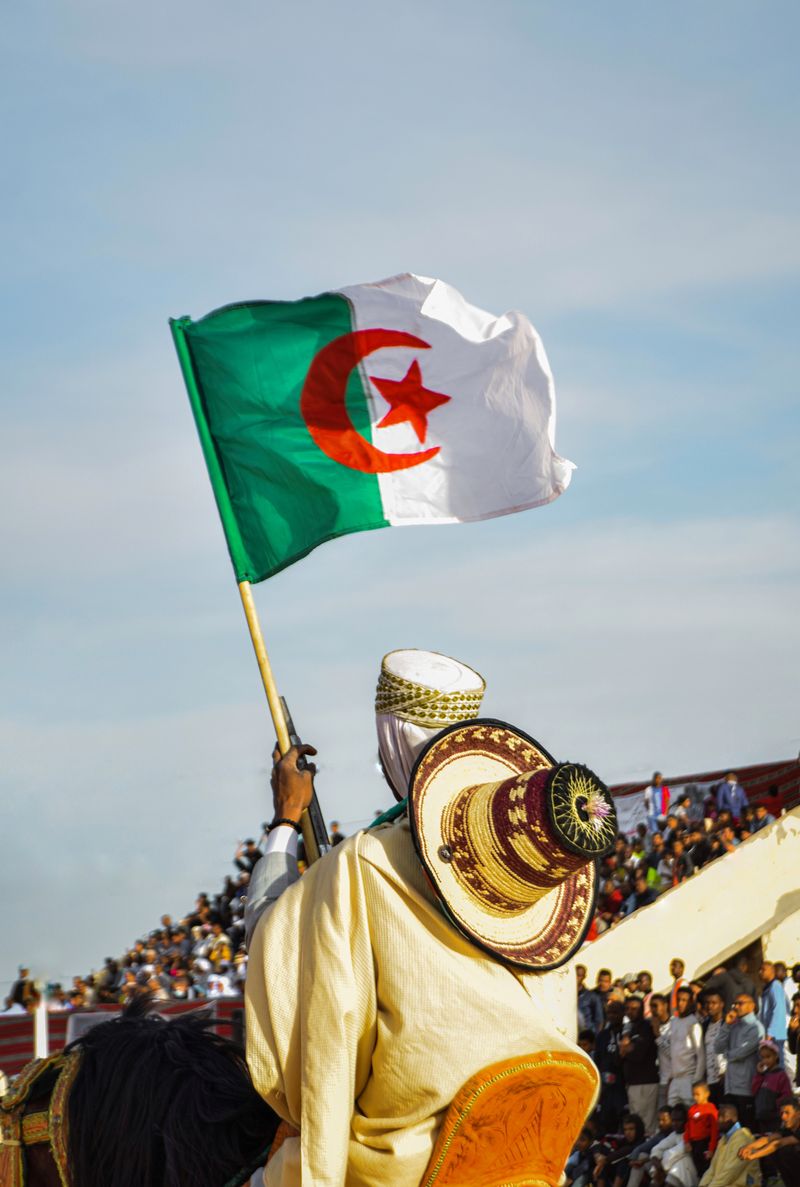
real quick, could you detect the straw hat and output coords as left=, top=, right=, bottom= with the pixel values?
left=408, top=720, right=617, bottom=969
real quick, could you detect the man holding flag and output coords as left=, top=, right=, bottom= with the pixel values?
left=172, top=273, right=598, bottom=1183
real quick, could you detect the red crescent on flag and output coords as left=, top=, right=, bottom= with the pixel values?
left=300, top=329, right=441, bottom=473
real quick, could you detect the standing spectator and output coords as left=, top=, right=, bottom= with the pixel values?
left=773, top=961, right=796, bottom=1012
left=639, top=970, right=655, bottom=1018
left=4, top=966, right=40, bottom=1013
left=685, top=1082, right=718, bottom=1175
left=787, top=997, right=800, bottom=1089
left=595, top=968, right=614, bottom=1006
left=750, top=1039, right=792, bottom=1133
left=644, top=772, right=670, bottom=834
left=595, top=999, right=628, bottom=1134
left=716, top=993, right=765, bottom=1129
left=730, top=956, right=760, bottom=1010
left=621, top=995, right=660, bottom=1134
left=703, top=991, right=728, bottom=1106
left=577, top=964, right=605, bottom=1035
left=670, top=958, right=690, bottom=1016
left=651, top=993, right=673, bottom=1110
left=715, top=773, right=748, bottom=824
left=758, top=961, right=787, bottom=1060
left=234, top=838, right=263, bottom=874
left=329, top=821, right=346, bottom=846
left=669, top=988, right=705, bottom=1107
left=698, top=1097, right=757, bottom=1186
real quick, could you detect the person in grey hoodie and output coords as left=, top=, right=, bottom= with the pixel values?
left=715, top=992, right=764, bottom=1131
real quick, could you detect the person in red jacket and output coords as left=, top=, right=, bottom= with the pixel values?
left=685, top=1081, right=718, bottom=1173
left=751, top=1038, right=793, bottom=1132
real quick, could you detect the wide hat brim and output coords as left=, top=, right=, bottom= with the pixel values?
left=408, top=719, right=599, bottom=971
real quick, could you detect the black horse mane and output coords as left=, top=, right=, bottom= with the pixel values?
left=65, top=995, right=279, bottom=1187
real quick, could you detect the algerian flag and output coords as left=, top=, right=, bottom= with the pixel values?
left=171, top=273, right=573, bottom=582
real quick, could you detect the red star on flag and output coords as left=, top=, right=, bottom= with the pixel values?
left=371, top=359, right=451, bottom=444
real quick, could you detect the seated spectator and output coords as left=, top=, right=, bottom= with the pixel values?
left=565, top=1125, right=595, bottom=1187
left=698, top=1096, right=756, bottom=1185
left=701, top=791, right=718, bottom=823
left=686, top=1082, right=718, bottom=1174
left=623, top=869, right=658, bottom=916
left=717, top=826, right=739, bottom=855
left=673, top=795, right=692, bottom=823
left=595, top=1114, right=647, bottom=1186
left=751, top=1039, right=792, bottom=1132
left=647, top=832, right=666, bottom=870
left=685, top=828, right=711, bottom=871
left=627, top=1108, right=677, bottom=1187
left=739, top=1093, right=800, bottom=1184
left=600, top=876, right=626, bottom=923
left=662, top=814, right=683, bottom=847
left=208, top=919, right=233, bottom=970
left=637, top=1104, right=694, bottom=1186
left=46, top=983, right=68, bottom=1011
left=671, top=838, right=694, bottom=881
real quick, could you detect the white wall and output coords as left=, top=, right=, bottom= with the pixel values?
left=573, top=807, right=800, bottom=991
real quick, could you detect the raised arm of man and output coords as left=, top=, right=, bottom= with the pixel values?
left=244, top=743, right=316, bottom=949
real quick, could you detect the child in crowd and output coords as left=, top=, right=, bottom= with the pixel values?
left=752, top=1038, right=793, bottom=1132
left=684, top=1081, right=717, bottom=1173
left=565, top=1125, right=595, bottom=1187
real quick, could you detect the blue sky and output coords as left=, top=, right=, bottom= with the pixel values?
left=1, top=0, right=798, bottom=992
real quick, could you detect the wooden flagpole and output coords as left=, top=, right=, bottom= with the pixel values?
left=237, top=580, right=320, bottom=862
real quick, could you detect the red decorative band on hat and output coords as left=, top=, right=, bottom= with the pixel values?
left=441, top=764, right=616, bottom=916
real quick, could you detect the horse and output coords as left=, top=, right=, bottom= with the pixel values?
left=0, top=995, right=280, bottom=1187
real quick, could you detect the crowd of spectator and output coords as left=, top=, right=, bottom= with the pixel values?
left=589, top=772, right=780, bottom=939
left=3, top=826, right=348, bottom=1014
left=570, top=957, right=800, bottom=1185
left=4, top=770, right=787, bottom=1014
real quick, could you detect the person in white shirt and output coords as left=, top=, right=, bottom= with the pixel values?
left=668, top=987, right=705, bottom=1107
left=651, top=993, right=673, bottom=1109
